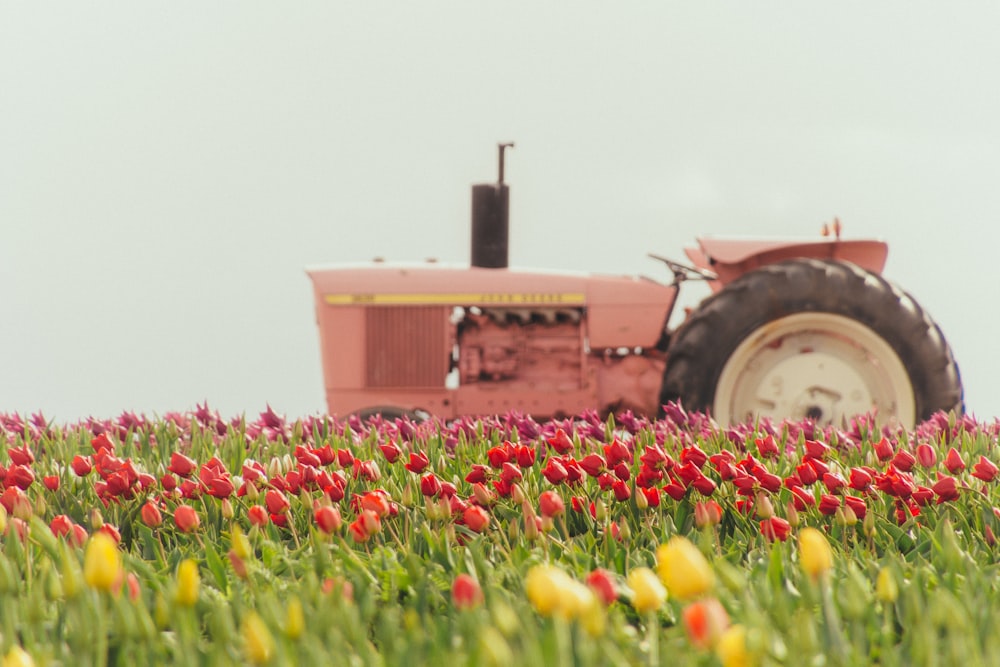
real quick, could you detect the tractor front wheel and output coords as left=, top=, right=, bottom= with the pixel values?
left=659, top=258, right=963, bottom=428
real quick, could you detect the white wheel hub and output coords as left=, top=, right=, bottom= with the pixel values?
left=713, top=313, right=915, bottom=427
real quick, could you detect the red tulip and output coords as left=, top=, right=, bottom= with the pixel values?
left=755, top=435, right=779, bottom=458
left=612, top=479, right=632, bottom=502
left=915, top=443, right=937, bottom=468
left=265, top=489, right=291, bottom=515
left=378, top=441, right=402, bottom=464
left=680, top=445, right=708, bottom=468
left=972, top=456, right=999, bottom=482
left=944, top=447, right=965, bottom=474
left=248, top=505, right=269, bottom=528
left=932, top=476, right=960, bottom=503
left=795, top=462, right=818, bottom=486
left=912, top=485, right=935, bottom=506
left=91, top=433, right=115, bottom=453
left=314, top=505, right=342, bottom=534
left=822, top=472, right=847, bottom=494
left=168, top=452, right=197, bottom=477
left=604, top=440, right=632, bottom=467
left=848, top=467, right=873, bottom=492
left=336, top=449, right=355, bottom=467
left=464, top=464, right=490, bottom=484
left=818, top=494, right=841, bottom=516
left=462, top=506, right=490, bottom=533
left=546, top=428, right=575, bottom=454
left=404, top=451, right=430, bottom=474
left=420, top=473, right=442, bottom=498
left=803, top=439, right=831, bottom=461
left=579, top=454, right=606, bottom=477
left=539, top=490, right=565, bottom=518
left=891, top=450, right=916, bottom=473
left=844, top=495, right=867, bottom=520
left=515, top=445, right=536, bottom=468
left=141, top=501, right=163, bottom=528
left=7, top=445, right=34, bottom=466
left=500, top=462, right=523, bottom=485
left=6, top=465, right=34, bottom=490
left=174, top=505, right=200, bottom=533
left=691, top=474, right=717, bottom=497
left=872, top=436, right=894, bottom=462
left=790, top=485, right=815, bottom=510
left=541, top=458, right=568, bottom=485
left=587, top=568, right=617, bottom=605
left=42, top=475, right=60, bottom=491
left=71, top=455, right=93, bottom=477
left=50, top=514, right=75, bottom=539
left=760, top=517, right=791, bottom=541
left=641, top=486, right=662, bottom=508
left=451, top=574, right=483, bottom=609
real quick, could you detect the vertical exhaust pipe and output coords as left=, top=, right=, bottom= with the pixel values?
left=471, top=142, right=514, bottom=268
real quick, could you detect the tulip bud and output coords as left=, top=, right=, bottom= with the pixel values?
left=540, top=516, right=555, bottom=533
left=245, top=481, right=260, bottom=502
left=755, top=492, right=773, bottom=520
left=785, top=501, right=800, bottom=529
left=524, top=513, right=540, bottom=541
left=511, top=483, right=526, bottom=505
left=863, top=508, right=876, bottom=538
left=221, top=498, right=235, bottom=520
left=616, top=520, right=631, bottom=541
left=594, top=499, right=608, bottom=523
left=635, top=487, right=649, bottom=510
left=90, top=509, right=104, bottom=531
left=400, top=483, right=415, bottom=508
left=33, top=494, right=47, bottom=518
left=0, top=506, right=7, bottom=536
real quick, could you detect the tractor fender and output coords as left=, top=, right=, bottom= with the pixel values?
left=684, top=238, right=889, bottom=292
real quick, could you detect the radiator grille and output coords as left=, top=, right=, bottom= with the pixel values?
left=366, top=307, right=448, bottom=388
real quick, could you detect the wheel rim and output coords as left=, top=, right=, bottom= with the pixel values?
left=713, top=313, right=916, bottom=427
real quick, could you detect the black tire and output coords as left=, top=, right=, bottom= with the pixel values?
left=659, top=258, right=963, bottom=427
left=355, top=406, right=421, bottom=422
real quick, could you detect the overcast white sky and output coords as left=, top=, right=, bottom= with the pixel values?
left=2, top=3, right=999, bottom=424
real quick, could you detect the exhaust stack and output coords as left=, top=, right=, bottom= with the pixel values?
left=471, top=142, right=514, bottom=268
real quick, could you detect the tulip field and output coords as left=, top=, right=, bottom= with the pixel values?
left=2, top=404, right=1000, bottom=666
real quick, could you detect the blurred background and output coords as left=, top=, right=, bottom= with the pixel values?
left=2, top=3, right=997, bottom=422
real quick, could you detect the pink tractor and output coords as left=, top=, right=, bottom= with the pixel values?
left=307, top=145, right=962, bottom=428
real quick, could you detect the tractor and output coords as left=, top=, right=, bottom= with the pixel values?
left=307, top=145, right=963, bottom=428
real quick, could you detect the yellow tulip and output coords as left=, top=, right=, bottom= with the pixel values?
left=875, top=567, right=898, bottom=603
left=83, top=532, right=121, bottom=592
left=175, top=559, right=200, bottom=607
left=716, top=624, right=754, bottom=667
left=286, top=596, right=305, bottom=639
left=798, top=527, right=833, bottom=580
left=656, top=536, right=714, bottom=600
left=525, top=565, right=572, bottom=617
left=628, top=567, right=667, bottom=613
left=242, top=611, right=275, bottom=665
left=231, top=525, right=252, bottom=561
left=2, top=646, right=35, bottom=667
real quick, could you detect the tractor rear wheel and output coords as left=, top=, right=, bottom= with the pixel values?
left=659, top=258, right=963, bottom=428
